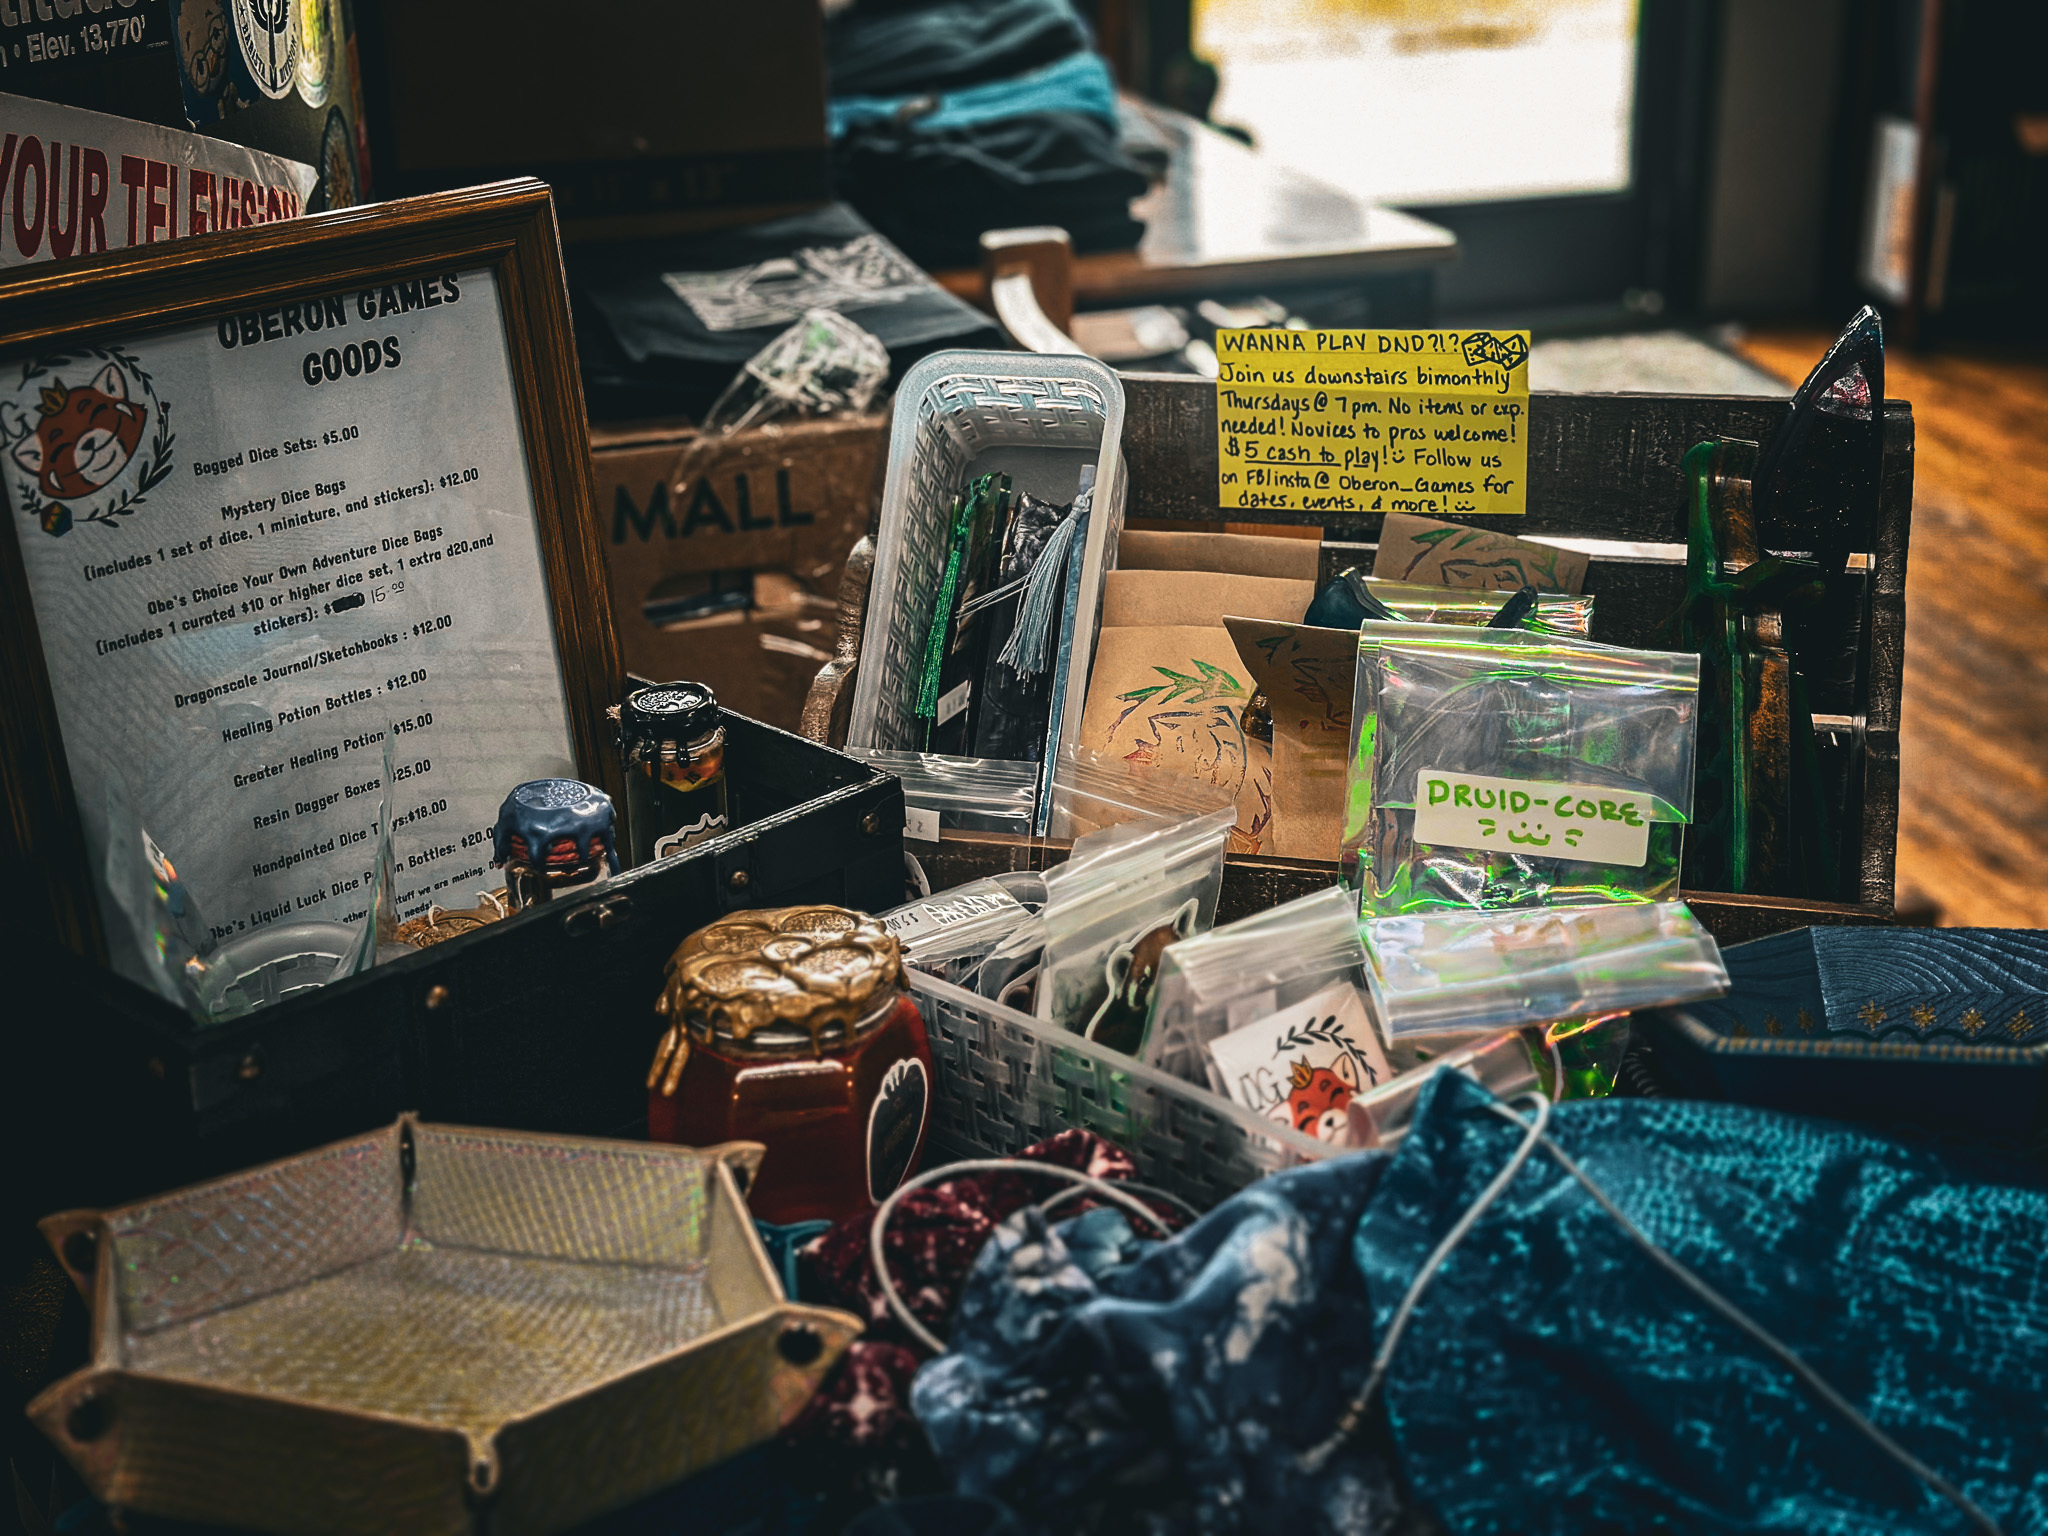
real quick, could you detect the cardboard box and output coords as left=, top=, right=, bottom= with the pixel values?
left=355, top=0, right=827, bottom=241
left=1099, top=569, right=1316, bottom=629
left=1117, top=529, right=1321, bottom=581
left=7, top=0, right=371, bottom=210
left=595, top=414, right=884, bottom=730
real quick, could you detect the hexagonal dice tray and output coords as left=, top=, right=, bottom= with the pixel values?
left=29, top=1116, right=858, bottom=1536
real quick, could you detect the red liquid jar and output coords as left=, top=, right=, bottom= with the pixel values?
left=647, top=907, right=934, bottom=1224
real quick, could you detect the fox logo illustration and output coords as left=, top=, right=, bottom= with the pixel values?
left=1287, top=1058, right=1354, bottom=1141
left=13, top=366, right=147, bottom=502
left=6, top=350, right=172, bottom=536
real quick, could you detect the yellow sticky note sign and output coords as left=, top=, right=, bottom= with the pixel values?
left=1215, top=329, right=1531, bottom=516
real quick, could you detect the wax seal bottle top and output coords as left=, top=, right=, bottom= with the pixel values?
left=394, top=888, right=513, bottom=948
left=491, top=778, right=621, bottom=878
left=656, top=906, right=901, bottom=1057
left=619, top=682, right=720, bottom=758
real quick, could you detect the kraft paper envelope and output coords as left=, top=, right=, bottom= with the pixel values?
left=1118, top=529, right=1322, bottom=581
left=1372, top=513, right=1587, bottom=594
left=1078, top=624, right=1272, bottom=855
left=1100, top=569, right=1317, bottom=630
left=1224, top=615, right=1359, bottom=862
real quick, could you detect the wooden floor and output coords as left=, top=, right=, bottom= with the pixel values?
left=1736, top=330, right=2048, bottom=927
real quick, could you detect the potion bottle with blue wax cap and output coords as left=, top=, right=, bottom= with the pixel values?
left=492, top=779, right=621, bottom=911
left=615, top=682, right=729, bottom=869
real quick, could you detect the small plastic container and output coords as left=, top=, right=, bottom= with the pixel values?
left=190, top=920, right=356, bottom=1018
left=846, top=351, right=1129, bottom=834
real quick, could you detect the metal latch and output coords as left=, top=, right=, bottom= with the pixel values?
left=562, top=896, right=634, bottom=938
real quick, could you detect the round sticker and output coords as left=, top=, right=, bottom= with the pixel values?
left=294, top=0, right=335, bottom=107
left=171, top=0, right=230, bottom=124
left=3, top=347, right=175, bottom=540
left=312, top=108, right=361, bottom=213
left=230, top=0, right=298, bottom=101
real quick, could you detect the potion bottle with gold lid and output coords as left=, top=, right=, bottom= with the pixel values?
left=646, top=905, right=934, bottom=1224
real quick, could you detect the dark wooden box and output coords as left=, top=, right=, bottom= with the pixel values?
left=854, top=377, right=1909, bottom=946
left=6, top=713, right=903, bottom=1224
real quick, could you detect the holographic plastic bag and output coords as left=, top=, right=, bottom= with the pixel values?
left=1364, top=900, right=1726, bottom=1039
left=1357, top=630, right=1700, bottom=916
left=1365, top=577, right=1594, bottom=636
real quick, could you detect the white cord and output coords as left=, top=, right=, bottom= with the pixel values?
left=868, top=1159, right=1180, bottom=1355
left=1487, top=1098, right=2003, bottom=1536
left=1546, top=1031, right=1566, bottom=1102
left=1296, top=1090, right=2004, bottom=1536
left=1297, top=1091, right=1554, bottom=1474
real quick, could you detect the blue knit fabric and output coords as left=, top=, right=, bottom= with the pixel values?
left=1366, top=1072, right=2048, bottom=1534
left=918, top=1069, right=2048, bottom=1533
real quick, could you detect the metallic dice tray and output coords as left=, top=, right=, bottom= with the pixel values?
left=30, top=1118, right=859, bottom=1536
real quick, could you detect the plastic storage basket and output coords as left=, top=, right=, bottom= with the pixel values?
left=910, top=969, right=1543, bottom=1209
left=845, top=352, right=1128, bottom=831
left=909, top=969, right=1331, bottom=1209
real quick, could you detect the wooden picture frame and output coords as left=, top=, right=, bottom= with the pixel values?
left=0, top=178, right=622, bottom=963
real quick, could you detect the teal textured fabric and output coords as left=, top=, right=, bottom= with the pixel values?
left=829, top=53, right=1120, bottom=139
left=1367, top=1072, right=2048, bottom=1534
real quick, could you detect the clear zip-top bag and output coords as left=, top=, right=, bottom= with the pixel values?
left=1357, top=630, right=1700, bottom=917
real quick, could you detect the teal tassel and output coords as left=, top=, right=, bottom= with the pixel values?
left=998, top=491, right=1085, bottom=677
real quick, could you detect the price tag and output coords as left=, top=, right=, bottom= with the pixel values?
left=1410, top=769, right=1653, bottom=867
left=882, top=882, right=1024, bottom=944
left=904, top=805, right=940, bottom=844
left=1215, top=329, right=1531, bottom=517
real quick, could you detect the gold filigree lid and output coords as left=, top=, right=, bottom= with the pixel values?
left=655, top=906, right=901, bottom=1061
left=393, top=889, right=513, bottom=949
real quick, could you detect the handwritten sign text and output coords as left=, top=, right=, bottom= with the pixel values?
left=1216, top=329, right=1531, bottom=517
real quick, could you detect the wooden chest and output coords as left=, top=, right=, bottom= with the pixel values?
left=811, top=376, right=1909, bottom=946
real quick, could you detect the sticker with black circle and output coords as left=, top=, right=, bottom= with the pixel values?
left=867, top=1057, right=928, bottom=1202
left=230, top=0, right=299, bottom=101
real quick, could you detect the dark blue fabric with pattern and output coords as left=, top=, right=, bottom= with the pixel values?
left=912, top=1153, right=1413, bottom=1534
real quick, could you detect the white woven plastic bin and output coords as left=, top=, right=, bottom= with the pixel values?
left=846, top=352, right=1127, bottom=831
left=907, top=969, right=1333, bottom=1210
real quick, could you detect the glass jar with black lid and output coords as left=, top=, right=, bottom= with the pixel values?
left=617, top=681, right=729, bottom=867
